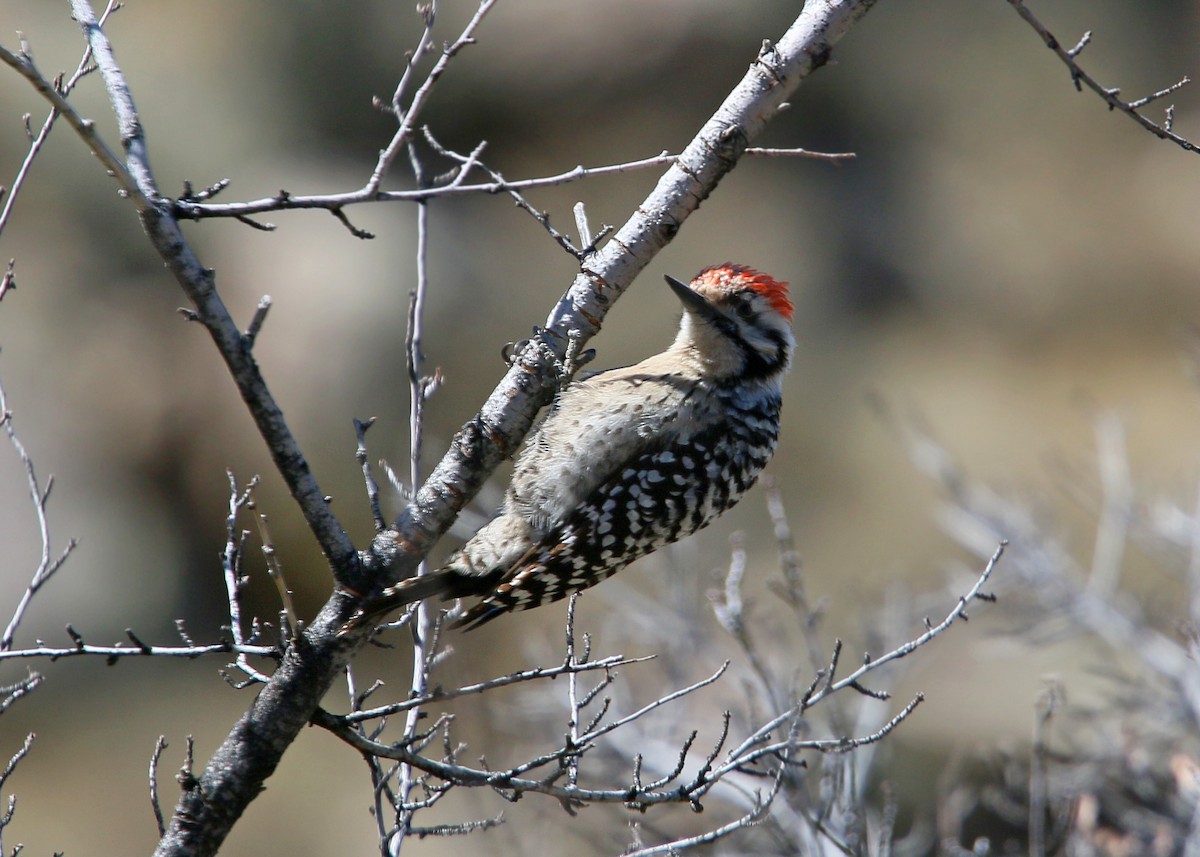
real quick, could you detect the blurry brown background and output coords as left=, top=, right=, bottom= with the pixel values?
left=2, top=1, right=1199, bottom=854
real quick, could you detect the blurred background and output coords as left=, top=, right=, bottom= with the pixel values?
left=2, top=0, right=1200, bottom=854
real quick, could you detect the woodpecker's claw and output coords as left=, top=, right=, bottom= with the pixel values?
left=501, top=339, right=529, bottom=366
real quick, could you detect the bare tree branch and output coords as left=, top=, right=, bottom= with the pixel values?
left=0, top=670, right=41, bottom=715
left=389, top=131, right=440, bottom=851
left=149, top=735, right=169, bottom=838
left=173, top=146, right=855, bottom=223
left=342, top=652, right=654, bottom=722
left=0, top=2, right=882, bottom=854
left=0, top=367, right=78, bottom=652
left=309, top=541, right=999, bottom=854
left=57, top=0, right=360, bottom=580
left=365, top=0, right=495, bottom=195
left=0, top=0, right=119, bottom=240
left=1007, top=0, right=1198, bottom=153
left=623, top=768, right=784, bottom=857
left=0, top=30, right=144, bottom=213
left=0, top=674, right=40, bottom=856
left=0, top=640, right=274, bottom=662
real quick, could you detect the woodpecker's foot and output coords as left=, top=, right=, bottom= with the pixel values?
left=500, top=338, right=529, bottom=366
left=558, top=329, right=596, bottom=388
left=501, top=327, right=581, bottom=388
left=513, top=326, right=594, bottom=391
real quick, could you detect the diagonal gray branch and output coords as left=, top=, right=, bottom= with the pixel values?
left=67, top=0, right=357, bottom=577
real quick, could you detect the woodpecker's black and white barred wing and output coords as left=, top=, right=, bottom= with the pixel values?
left=503, top=363, right=705, bottom=536
left=451, top=388, right=782, bottom=630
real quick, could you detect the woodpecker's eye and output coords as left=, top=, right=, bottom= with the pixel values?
left=733, top=299, right=755, bottom=321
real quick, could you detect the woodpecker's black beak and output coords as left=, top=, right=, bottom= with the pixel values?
left=665, top=275, right=720, bottom=322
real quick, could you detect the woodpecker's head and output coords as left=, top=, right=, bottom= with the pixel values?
left=665, top=263, right=795, bottom=381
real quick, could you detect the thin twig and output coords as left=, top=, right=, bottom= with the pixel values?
left=243, top=295, right=271, bottom=348
left=0, top=731, right=35, bottom=851
left=745, top=146, right=856, bottom=161
left=725, top=545, right=1003, bottom=766
left=0, top=640, right=274, bottom=661
left=315, top=655, right=734, bottom=810
left=0, top=671, right=42, bottom=715
left=364, top=0, right=496, bottom=195
left=1006, top=0, right=1198, bottom=154
left=422, top=127, right=585, bottom=258
left=624, top=768, right=785, bottom=856
left=0, top=369, right=79, bottom=651
left=0, top=7, right=145, bottom=217
left=318, top=711, right=723, bottom=808
left=253, top=506, right=298, bottom=640
left=150, top=736, right=169, bottom=837
left=762, top=476, right=831, bottom=684
left=389, top=3, right=437, bottom=117
left=341, top=652, right=653, bottom=722
left=219, top=472, right=272, bottom=685
left=179, top=151, right=677, bottom=220
left=0, top=259, right=14, bottom=303
left=392, top=117, right=439, bottom=849
left=564, top=595, right=583, bottom=786
left=811, top=541, right=1004, bottom=704
left=354, top=418, right=386, bottom=532
left=720, top=693, right=924, bottom=767
left=0, top=1, right=119, bottom=238
left=174, top=145, right=854, bottom=223
left=575, top=661, right=729, bottom=747
left=711, top=531, right=785, bottom=711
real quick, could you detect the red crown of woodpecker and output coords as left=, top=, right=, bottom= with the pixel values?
left=692, top=263, right=793, bottom=322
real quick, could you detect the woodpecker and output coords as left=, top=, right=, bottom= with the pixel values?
left=347, top=263, right=794, bottom=632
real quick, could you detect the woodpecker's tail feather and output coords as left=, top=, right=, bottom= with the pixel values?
left=338, top=568, right=458, bottom=636
left=446, top=601, right=509, bottom=632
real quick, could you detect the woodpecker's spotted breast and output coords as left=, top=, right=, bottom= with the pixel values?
left=341, top=263, right=795, bottom=633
